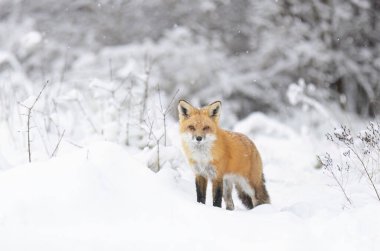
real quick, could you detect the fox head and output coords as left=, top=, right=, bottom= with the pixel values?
left=178, top=100, right=221, bottom=144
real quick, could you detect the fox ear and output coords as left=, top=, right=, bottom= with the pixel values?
left=178, top=100, right=194, bottom=119
left=208, top=101, right=221, bottom=119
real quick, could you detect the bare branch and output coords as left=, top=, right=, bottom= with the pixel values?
left=66, top=140, right=84, bottom=149
left=140, top=54, right=156, bottom=123
left=30, top=81, right=49, bottom=111
left=156, top=83, right=179, bottom=146
left=51, top=130, right=66, bottom=158
left=318, top=153, right=352, bottom=205
left=74, top=99, right=98, bottom=133
left=346, top=143, right=380, bottom=201
left=165, top=89, right=180, bottom=114
left=23, top=81, right=49, bottom=163
left=325, top=122, right=380, bottom=203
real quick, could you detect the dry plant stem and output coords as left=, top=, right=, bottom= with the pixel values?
left=157, top=141, right=160, bottom=170
left=142, top=115, right=164, bottom=171
left=26, top=81, right=49, bottom=163
left=140, top=67, right=150, bottom=122
left=66, top=140, right=84, bottom=149
left=163, top=89, right=179, bottom=146
left=75, top=99, right=98, bottom=133
left=157, top=83, right=179, bottom=146
left=125, top=81, right=133, bottom=146
left=155, top=135, right=164, bottom=171
left=143, top=116, right=155, bottom=147
left=327, top=165, right=352, bottom=205
left=346, top=144, right=380, bottom=201
left=60, top=47, right=69, bottom=83
left=319, top=153, right=352, bottom=205
left=51, top=130, right=66, bottom=158
left=140, top=56, right=153, bottom=123
left=27, top=108, right=32, bottom=162
left=163, top=113, right=167, bottom=146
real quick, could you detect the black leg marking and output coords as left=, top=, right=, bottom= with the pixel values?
left=212, top=180, right=223, bottom=207
left=239, top=192, right=254, bottom=209
left=236, top=184, right=254, bottom=209
left=195, top=175, right=207, bottom=204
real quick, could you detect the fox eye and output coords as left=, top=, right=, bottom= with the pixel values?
left=203, top=126, right=210, bottom=131
left=188, top=125, right=195, bottom=131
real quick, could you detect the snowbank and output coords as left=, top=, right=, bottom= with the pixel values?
left=0, top=141, right=379, bottom=251
left=0, top=153, right=10, bottom=170
left=234, top=112, right=297, bottom=139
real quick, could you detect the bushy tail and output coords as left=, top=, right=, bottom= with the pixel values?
left=255, top=174, right=270, bottom=205
left=237, top=174, right=270, bottom=209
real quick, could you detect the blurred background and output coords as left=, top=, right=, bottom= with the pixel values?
left=2, top=2, right=380, bottom=245
left=0, top=0, right=379, bottom=161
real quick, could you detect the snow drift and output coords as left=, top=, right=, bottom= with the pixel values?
left=1, top=139, right=380, bottom=251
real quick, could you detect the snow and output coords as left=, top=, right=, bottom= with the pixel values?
left=1, top=123, right=380, bottom=250
left=0, top=153, right=10, bottom=170
left=19, top=31, right=42, bottom=51
left=287, top=79, right=332, bottom=120
left=234, top=112, right=297, bottom=139
left=20, top=95, right=38, bottom=108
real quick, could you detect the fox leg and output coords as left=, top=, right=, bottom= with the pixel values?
left=251, top=177, right=270, bottom=206
left=212, top=178, right=223, bottom=207
left=195, top=175, right=207, bottom=204
left=236, top=184, right=254, bottom=209
left=223, top=178, right=234, bottom=210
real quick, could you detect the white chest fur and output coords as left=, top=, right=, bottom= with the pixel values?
left=181, top=133, right=217, bottom=179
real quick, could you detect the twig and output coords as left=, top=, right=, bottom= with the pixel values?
left=24, top=81, right=49, bottom=163
left=326, top=123, right=380, bottom=203
left=74, top=99, right=98, bottom=133
left=60, top=46, right=69, bottom=83
left=143, top=114, right=166, bottom=172
left=154, top=134, right=164, bottom=172
left=51, top=130, right=66, bottom=158
left=319, top=154, right=352, bottom=205
left=142, top=115, right=155, bottom=147
left=66, top=140, right=84, bottom=149
left=140, top=55, right=154, bottom=123
left=29, top=81, right=49, bottom=111
left=345, top=143, right=380, bottom=201
left=125, top=78, right=134, bottom=146
left=157, top=83, right=179, bottom=146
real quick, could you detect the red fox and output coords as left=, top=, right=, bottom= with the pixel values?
left=178, top=100, right=270, bottom=210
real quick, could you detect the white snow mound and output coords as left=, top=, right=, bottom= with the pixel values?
left=0, top=141, right=380, bottom=251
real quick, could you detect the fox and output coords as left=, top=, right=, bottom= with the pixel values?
left=178, top=100, right=270, bottom=210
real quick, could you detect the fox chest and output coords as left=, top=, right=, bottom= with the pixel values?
left=181, top=133, right=218, bottom=179
left=187, top=145, right=216, bottom=179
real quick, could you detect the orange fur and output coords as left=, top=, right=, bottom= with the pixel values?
left=178, top=100, right=270, bottom=210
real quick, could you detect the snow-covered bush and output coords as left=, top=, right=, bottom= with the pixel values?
left=319, top=122, right=380, bottom=205
left=2, top=0, right=380, bottom=118
left=287, top=79, right=333, bottom=120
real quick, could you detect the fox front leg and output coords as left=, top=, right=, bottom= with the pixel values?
left=195, top=175, right=207, bottom=204
left=212, top=178, right=223, bottom=207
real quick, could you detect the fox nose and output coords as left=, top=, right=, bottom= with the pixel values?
left=196, top=136, right=203, bottom=142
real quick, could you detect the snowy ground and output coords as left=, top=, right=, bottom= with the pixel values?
left=0, top=114, right=379, bottom=251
